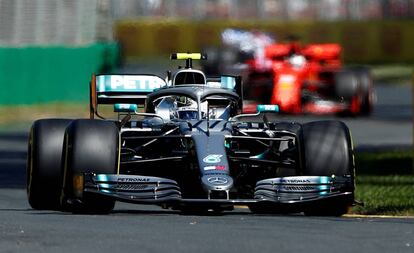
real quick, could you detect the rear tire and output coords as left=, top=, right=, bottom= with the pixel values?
left=27, top=119, right=72, bottom=210
left=62, top=119, right=119, bottom=214
left=302, top=121, right=355, bottom=216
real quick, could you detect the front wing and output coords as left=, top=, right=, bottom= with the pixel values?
left=80, top=173, right=354, bottom=211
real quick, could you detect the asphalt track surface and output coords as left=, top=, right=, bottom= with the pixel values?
left=0, top=84, right=412, bottom=253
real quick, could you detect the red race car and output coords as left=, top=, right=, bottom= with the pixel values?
left=245, top=42, right=374, bottom=115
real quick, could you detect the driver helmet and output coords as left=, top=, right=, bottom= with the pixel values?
left=176, top=106, right=199, bottom=120
left=288, top=54, right=306, bottom=68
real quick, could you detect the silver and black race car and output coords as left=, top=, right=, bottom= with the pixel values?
left=27, top=53, right=356, bottom=215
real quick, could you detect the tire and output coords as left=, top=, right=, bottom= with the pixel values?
left=62, top=119, right=119, bottom=214
left=27, top=119, right=72, bottom=210
left=301, top=121, right=355, bottom=216
left=352, top=67, right=374, bottom=115
left=334, top=71, right=358, bottom=100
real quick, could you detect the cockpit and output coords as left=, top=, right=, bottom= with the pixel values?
left=146, top=85, right=240, bottom=122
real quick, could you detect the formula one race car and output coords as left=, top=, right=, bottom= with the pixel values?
left=201, top=30, right=374, bottom=115
left=27, top=53, right=356, bottom=215
left=262, top=42, right=374, bottom=115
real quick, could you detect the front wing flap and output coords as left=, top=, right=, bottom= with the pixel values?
left=84, top=174, right=182, bottom=202
left=254, top=175, right=353, bottom=202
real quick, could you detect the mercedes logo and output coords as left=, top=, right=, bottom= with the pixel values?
left=207, top=176, right=228, bottom=185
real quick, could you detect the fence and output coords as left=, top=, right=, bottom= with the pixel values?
left=115, top=19, right=414, bottom=64
left=110, top=0, right=414, bottom=21
left=0, top=43, right=119, bottom=105
left=0, top=0, right=117, bottom=105
left=0, top=0, right=112, bottom=46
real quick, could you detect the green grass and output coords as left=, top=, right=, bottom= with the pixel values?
left=353, top=175, right=414, bottom=215
left=370, top=64, right=414, bottom=85
left=0, top=103, right=89, bottom=131
left=356, top=150, right=413, bottom=175
left=352, top=150, right=414, bottom=215
left=0, top=102, right=131, bottom=131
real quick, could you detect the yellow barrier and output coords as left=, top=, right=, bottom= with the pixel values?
left=115, top=19, right=414, bottom=64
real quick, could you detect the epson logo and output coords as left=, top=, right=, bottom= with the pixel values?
left=276, top=186, right=317, bottom=191
left=278, top=179, right=311, bottom=184
left=115, top=184, right=149, bottom=190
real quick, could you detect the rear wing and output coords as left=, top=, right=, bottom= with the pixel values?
left=301, top=44, right=342, bottom=61
left=265, top=44, right=293, bottom=59
left=90, top=74, right=167, bottom=119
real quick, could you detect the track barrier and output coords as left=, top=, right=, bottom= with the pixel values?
left=0, top=43, right=119, bottom=105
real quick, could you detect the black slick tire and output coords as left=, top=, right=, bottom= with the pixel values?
left=334, top=71, right=359, bottom=100
left=302, top=120, right=355, bottom=216
left=352, top=67, right=374, bottom=115
left=62, top=119, right=119, bottom=214
left=27, top=119, right=72, bottom=210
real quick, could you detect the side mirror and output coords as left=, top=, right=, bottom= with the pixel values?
left=114, top=103, right=138, bottom=113
left=257, top=104, right=279, bottom=113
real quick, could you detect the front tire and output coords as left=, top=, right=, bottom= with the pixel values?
left=62, top=119, right=119, bottom=214
left=334, top=71, right=361, bottom=116
left=27, top=119, right=72, bottom=210
left=352, top=67, right=374, bottom=115
left=302, top=121, right=355, bottom=216
left=334, top=71, right=358, bottom=100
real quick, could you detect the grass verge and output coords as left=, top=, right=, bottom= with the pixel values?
left=370, top=64, right=414, bottom=85
left=353, top=150, right=414, bottom=215
left=0, top=103, right=89, bottom=131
